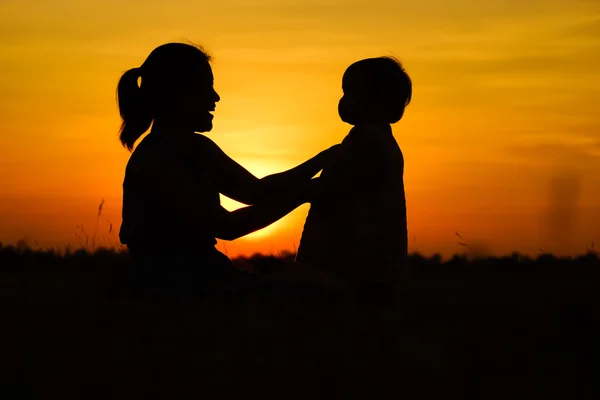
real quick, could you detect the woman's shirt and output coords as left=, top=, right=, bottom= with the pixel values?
left=119, top=133, right=221, bottom=255
left=296, top=124, right=408, bottom=282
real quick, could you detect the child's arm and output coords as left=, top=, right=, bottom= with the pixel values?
left=198, top=134, right=339, bottom=205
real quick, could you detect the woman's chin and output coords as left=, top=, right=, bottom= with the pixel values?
left=195, top=120, right=213, bottom=132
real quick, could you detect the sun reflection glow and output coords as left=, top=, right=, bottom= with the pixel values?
left=218, top=157, right=296, bottom=241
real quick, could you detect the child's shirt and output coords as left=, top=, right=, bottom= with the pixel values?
left=296, top=124, right=407, bottom=282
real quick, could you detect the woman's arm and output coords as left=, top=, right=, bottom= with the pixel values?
left=258, top=145, right=339, bottom=200
left=140, top=157, right=317, bottom=241
left=198, top=135, right=338, bottom=205
left=213, top=180, right=314, bottom=240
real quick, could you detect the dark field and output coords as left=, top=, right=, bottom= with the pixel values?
left=1, top=244, right=599, bottom=399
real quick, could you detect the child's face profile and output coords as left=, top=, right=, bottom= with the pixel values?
left=338, top=67, right=371, bottom=125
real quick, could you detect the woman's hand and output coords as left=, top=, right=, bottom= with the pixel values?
left=304, top=177, right=327, bottom=203
left=319, top=144, right=341, bottom=169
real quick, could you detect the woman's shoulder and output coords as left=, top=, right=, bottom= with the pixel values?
left=125, top=133, right=225, bottom=177
left=147, top=133, right=220, bottom=160
left=189, top=132, right=217, bottom=147
left=186, top=133, right=224, bottom=159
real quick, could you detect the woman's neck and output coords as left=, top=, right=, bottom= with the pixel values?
left=150, top=118, right=196, bottom=139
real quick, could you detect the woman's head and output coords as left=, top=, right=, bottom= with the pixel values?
left=117, top=42, right=220, bottom=151
left=338, top=57, right=412, bottom=126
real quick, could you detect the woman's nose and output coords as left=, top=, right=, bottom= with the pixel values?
left=214, top=89, right=220, bottom=102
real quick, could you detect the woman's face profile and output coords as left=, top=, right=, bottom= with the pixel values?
left=178, top=62, right=220, bottom=133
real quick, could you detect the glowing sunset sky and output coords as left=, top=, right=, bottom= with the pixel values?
left=1, top=0, right=599, bottom=257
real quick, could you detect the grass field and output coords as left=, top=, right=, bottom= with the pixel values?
left=1, top=244, right=599, bottom=398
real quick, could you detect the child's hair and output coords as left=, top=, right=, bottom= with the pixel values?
left=339, top=56, right=412, bottom=124
left=116, top=42, right=212, bottom=151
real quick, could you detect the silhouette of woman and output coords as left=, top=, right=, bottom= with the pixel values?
left=116, top=43, right=335, bottom=295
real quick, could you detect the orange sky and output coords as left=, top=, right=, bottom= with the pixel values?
left=1, top=0, right=599, bottom=258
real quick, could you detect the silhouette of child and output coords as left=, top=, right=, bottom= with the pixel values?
left=296, top=57, right=411, bottom=284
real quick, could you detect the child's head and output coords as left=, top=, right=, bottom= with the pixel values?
left=338, top=57, right=412, bottom=125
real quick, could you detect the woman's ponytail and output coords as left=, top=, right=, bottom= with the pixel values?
left=116, top=67, right=153, bottom=151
